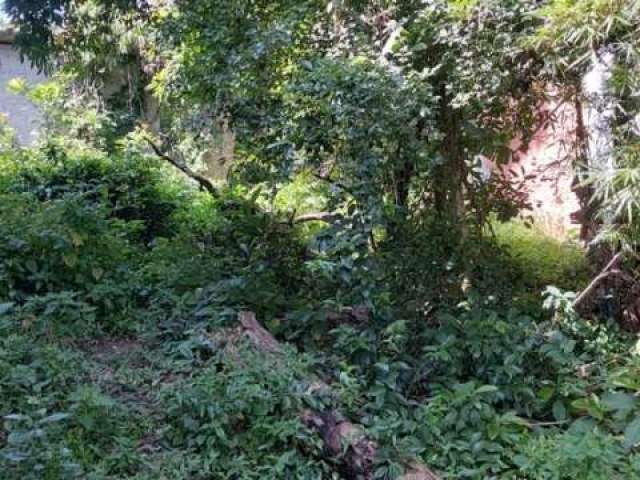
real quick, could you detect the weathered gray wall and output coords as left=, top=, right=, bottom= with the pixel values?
left=0, top=42, right=45, bottom=145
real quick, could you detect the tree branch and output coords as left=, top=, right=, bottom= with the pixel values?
left=293, top=212, right=339, bottom=224
left=573, top=252, right=624, bottom=308
left=144, top=136, right=218, bottom=197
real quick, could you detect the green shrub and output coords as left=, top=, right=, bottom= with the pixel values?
left=422, top=305, right=550, bottom=407
left=0, top=334, right=81, bottom=417
left=493, top=220, right=589, bottom=292
left=160, top=343, right=331, bottom=478
left=0, top=150, right=184, bottom=242
left=16, top=292, right=98, bottom=339
left=0, top=193, right=137, bottom=300
left=0, top=410, right=82, bottom=480
left=0, top=385, right=141, bottom=479
left=145, top=189, right=309, bottom=324
left=413, top=381, right=531, bottom=478
left=65, top=386, right=142, bottom=474
left=0, top=115, right=16, bottom=152
left=0, top=192, right=146, bottom=335
left=514, top=428, right=640, bottom=479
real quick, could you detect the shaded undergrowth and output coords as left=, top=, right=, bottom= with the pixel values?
left=1, top=149, right=639, bottom=479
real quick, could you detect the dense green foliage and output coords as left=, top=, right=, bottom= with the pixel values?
left=2, top=0, right=640, bottom=479
left=1, top=136, right=639, bottom=478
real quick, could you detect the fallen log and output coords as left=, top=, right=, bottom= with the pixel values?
left=227, top=311, right=440, bottom=480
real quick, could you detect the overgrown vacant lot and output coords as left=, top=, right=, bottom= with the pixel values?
left=1, top=151, right=639, bottom=480
left=2, top=0, right=640, bottom=479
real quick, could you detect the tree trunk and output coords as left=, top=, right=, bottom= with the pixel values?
left=434, top=89, right=466, bottom=227
left=582, top=48, right=615, bottom=182
left=576, top=47, right=616, bottom=242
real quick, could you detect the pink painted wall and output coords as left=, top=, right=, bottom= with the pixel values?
left=500, top=99, right=581, bottom=239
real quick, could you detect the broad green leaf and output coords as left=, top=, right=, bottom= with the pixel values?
left=475, top=385, right=499, bottom=395
left=552, top=400, right=567, bottom=421
left=3, top=414, right=29, bottom=422
left=39, top=412, right=71, bottom=424
left=537, top=385, right=555, bottom=402
left=601, top=392, right=637, bottom=413
left=0, top=302, right=14, bottom=316
left=624, top=417, right=640, bottom=449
